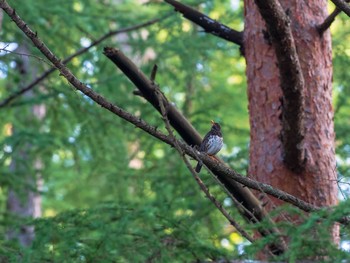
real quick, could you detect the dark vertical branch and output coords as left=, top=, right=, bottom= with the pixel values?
left=253, top=0, right=306, bottom=173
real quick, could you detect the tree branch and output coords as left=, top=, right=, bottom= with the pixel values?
left=103, top=47, right=203, bottom=146
left=191, top=148, right=350, bottom=225
left=0, top=14, right=171, bottom=108
left=317, top=7, right=341, bottom=35
left=164, top=0, right=244, bottom=50
left=254, top=0, right=306, bottom=173
left=330, top=0, right=350, bottom=17
left=1, top=0, right=348, bottom=229
left=318, top=0, right=350, bottom=35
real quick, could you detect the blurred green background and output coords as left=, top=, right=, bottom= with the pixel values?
left=0, top=0, right=350, bottom=262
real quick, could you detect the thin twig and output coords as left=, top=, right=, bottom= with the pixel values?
left=183, top=155, right=256, bottom=243
left=0, top=47, right=51, bottom=65
left=207, top=167, right=287, bottom=255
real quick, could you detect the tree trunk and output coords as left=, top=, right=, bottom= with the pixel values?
left=244, top=0, right=338, bottom=242
left=6, top=43, right=43, bottom=247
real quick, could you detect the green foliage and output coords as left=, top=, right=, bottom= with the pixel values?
left=1, top=203, right=231, bottom=262
left=245, top=203, right=350, bottom=262
left=0, top=0, right=350, bottom=262
left=333, top=12, right=350, bottom=179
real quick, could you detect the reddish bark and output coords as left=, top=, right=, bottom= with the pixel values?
left=244, top=0, right=338, bottom=240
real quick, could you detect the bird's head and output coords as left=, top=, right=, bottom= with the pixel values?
left=211, top=120, right=221, bottom=131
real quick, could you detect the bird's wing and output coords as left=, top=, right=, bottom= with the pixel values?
left=199, top=131, right=211, bottom=152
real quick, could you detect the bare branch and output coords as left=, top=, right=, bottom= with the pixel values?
left=317, top=7, right=341, bottom=35
left=0, top=47, right=51, bottom=65
left=330, top=0, right=350, bottom=17
left=164, top=0, right=244, bottom=49
left=318, top=0, right=350, bottom=34
left=0, top=14, right=171, bottom=108
left=254, top=0, right=306, bottom=173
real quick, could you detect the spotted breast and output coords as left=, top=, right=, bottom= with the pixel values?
left=195, top=121, right=223, bottom=172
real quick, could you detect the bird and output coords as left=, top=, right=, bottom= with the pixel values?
left=195, top=120, right=223, bottom=173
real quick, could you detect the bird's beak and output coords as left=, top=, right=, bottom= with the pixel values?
left=211, top=120, right=215, bottom=125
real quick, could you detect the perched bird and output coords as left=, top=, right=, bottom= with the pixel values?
left=195, top=120, right=223, bottom=172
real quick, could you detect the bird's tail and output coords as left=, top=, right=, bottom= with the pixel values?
left=195, top=162, right=202, bottom=173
